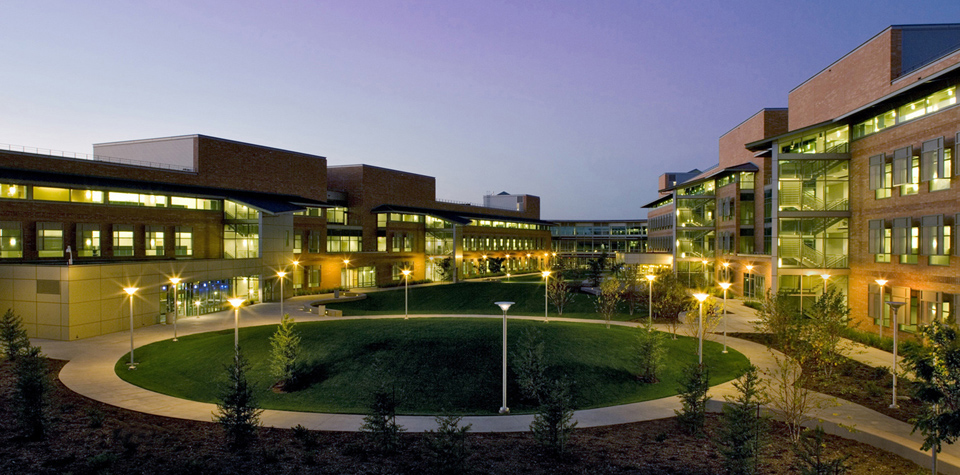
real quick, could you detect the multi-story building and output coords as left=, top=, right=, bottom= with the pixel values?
left=549, top=219, right=668, bottom=272
left=0, top=135, right=551, bottom=340
left=642, top=23, right=960, bottom=336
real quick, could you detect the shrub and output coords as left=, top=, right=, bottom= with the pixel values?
left=634, top=323, right=665, bottom=383
left=361, top=387, right=405, bottom=454
left=14, top=345, right=49, bottom=440
left=717, top=365, right=767, bottom=475
left=793, top=426, right=851, bottom=475
left=511, top=328, right=547, bottom=403
left=530, top=377, right=578, bottom=456
left=0, top=308, right=29, bottom=361
left=675, top=363, right=709, bottom=435
left=422, top=414, right=472, bottom=474
left=594, top=278, right=623, bottom=329
left=269, top=314, right=302, bottom=389
left=87, top=408, right=106, bottom=428
left=293, top=424, right=319, bottom=449
left=214, top=348, right=263, bottom=450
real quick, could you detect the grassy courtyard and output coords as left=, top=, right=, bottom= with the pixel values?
left=116, top=318, right=749, bottom=414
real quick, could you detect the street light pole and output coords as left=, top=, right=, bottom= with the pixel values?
left=342, top=259, right=350, bottom=290
left=820, top=273, right=830, bottom=294
left=124, top=287, right=138, bottom=369
left=886, top=300, right=905, bottom=409
left=277, top=271, right=287, bottom=319
left=170, top=278, right=181, bottom=342
left=495, top=301, right=515, bottom=414
left=541, top=270, right=551, bottom=322
left=693, top=293, right=709, bottom=365
left=875, top=279, right=887, bottom=339
left=645, top=274, right=656, bottom=331
left=719, top=282, right=731, bottom=354
left=745, top=265, right=754, bottom=298
left=228, top=298, right=245, bottom=350
left=402, top=269, right=411, bottom=319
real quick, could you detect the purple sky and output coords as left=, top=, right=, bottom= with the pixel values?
left=4, top=1, right=960, bottom=219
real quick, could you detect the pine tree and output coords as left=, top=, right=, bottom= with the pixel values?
left=718, top=366, right=768, bottom=475
left=214, top=348, right=263, bottom=450
left=675, top=362, right=709, bottom=435
left=634, top=323, right=666, bottom=383
left=1, top=308, right=29, bottom=361
left=511, top=327, right=547, bottom=403
left=269, top=314, right=301, bottom=389
left=361, top=387, right=405, bottom=454
left=15, top=345, right=49, bottom=440
left=530, top=377, right=578, bottom=456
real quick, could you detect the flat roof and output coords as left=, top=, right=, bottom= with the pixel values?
left=372, top=204, right=554, bottom=226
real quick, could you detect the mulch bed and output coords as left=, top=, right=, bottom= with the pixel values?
left=730, top=332, right=923, bottom=424
left=0, top=358, right=926, bottom=474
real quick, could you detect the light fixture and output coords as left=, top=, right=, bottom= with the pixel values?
left=875, top=279, right=888, bottom=339
left=719, top=282, right=732, bottom=353
left=228, top=298, right=246, bottom=349
left=541, top=270, right=551, bottom=323
left=693, top=293, right=709, bottom=365
left=170, top=278, right=181, bottom=341
left=277, top=270, right=288, bottom=319
left=402, top=269, right=412, bottom=319
left=494, top=301, right=515, bottom=414
left=124, top=287, right=139, bottom=369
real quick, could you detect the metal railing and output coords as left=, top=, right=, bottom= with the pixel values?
left=0, top=143, right=195, bottom=172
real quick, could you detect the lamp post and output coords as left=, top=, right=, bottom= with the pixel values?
left=277, top=270, right=287, bottom=319
left=721, top=261, right=730, bottom=281
left=124, top=287, right=138, bottom=369
left=693, top=293, right=709, bottom=365
left=875, top=279, right=887, bottom=339
left=645, top=274, right=656, bottom=330
left=342, top=259, right=350, bottom=289
left=719, top=282, right=731, bottom=354
left=701, top=259, right=709, bottom=286
left=228, top=298, right=245, bottom=350
left=495, top=301, right=515, bottom=414
left=820, top=273, right=831, bottom=294
left=745, top=265, right=754, bottom=298
left=402, top=269, right=411, bottom=319
left=541, top=270, right=551, bottom=322
left=885, top=300, right=905, bottom=409
left=194, top=300, right=201, bottom=317
left=170, top=278, right=181, bottom=342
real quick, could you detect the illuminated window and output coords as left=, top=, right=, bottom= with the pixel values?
left=146, top=226, right=165, bottom=256
left=224, top=223, right=259, bottom=259
left=76, top=223, right=101, bottom=257
left=108, top=192, right=166, bottom=207
left=326, top=207, right=348, bottom=224
left=37, top=222, right=63, bottom=258
left=113, top=224, right=134, bottom=256
left=175, top=227, right=193, bottom=256
left=33, top=186, right=70, bottom=202
left=224, top=201, right=259, bottom=220
left=0, top=222, right=22, bottom=258
left=0, top=184, right=26, bottom=199
left=70, top=189, right=104, bottom=203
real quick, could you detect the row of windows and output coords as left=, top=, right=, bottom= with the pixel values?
left=462, top=236, right=544, bottom=252
left=868, top=286, right=956, bottom=334
left=780, top=124, right=849, bottom=154
left=551, top=225, right=645, bottom=236
left=648, top=213, right=673, bottom=231
left=719, top=197, right=736, bottom=221
left=679, top=181, right=715, bottom=196
left=868, top=214, right=956, bottom=265
left=0, top=183, right=220, bottom=210
left=0, top=222, right=192, bottom=259
left=869, top=134, right=958, bottom=198
left=296, top=207, right=349, bottom=225
left=552, top=239, right=643, bottom=253
left=853, top=85, right=957, bottom=140
left=647, top=236, right=673, bottom=253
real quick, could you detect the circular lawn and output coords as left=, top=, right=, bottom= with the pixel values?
left=115, top=318, right=750, bottom=415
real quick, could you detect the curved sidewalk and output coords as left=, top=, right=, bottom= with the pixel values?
left=33, top=299, right=960, bottom=474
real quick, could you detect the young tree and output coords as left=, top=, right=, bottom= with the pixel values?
left=530, top=377, right=578, bottom=456
left=804, top=288, right=850, bottom=377
left=634, top=323, right=666, bottom=383
left=269, top=314, right=302, bottom=390
left=650, top=271, right=694, bottom=339
left=618, top=265, right=642, bottom=316
left=586, top=251, right=608, bottom=287
left=754, top=290, right=804, bottom=358
left=488, top=257, right=505, bottom=274
left=511, top=328, right=548, bottom=404
left=361, top=386, right=406, bottom=454
left=0, top=308, right=29, bottom=361
left=718, top=366, right=768, bottom=475
left=675, top=363, right=710, bottom=435
left=214, top=348, right=263, bottom=450
left=14, top=345, right=49, bottom=440
left=436, top=257, right=455, bottom=282
left=594, top=278, right=623, bottom=329
left=763, top=353, right=812, bottom=443
left=903, top=321, right=960, bottom=460
left=547, top=275, right=575, bottom=317
left=682, top=296, right=722, bottom=339
left=793, top=426, right=852, bottom=475
left=422, top=414, right=472, bottom=475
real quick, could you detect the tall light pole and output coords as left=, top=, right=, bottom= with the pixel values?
left=342, top=259, right=350, bottom=289
left=820, top=273, right=831, bottom=294
left=886, top=300, right=905, bottom=409
left=402, top=269, right=411, bottom=319
left=875, top=279, right=888, bottom=338
left=228, top=298, right=245, bottom=350
left=721, top=261, right=730, bottom=281
left=277, top=270, right=287, bottom=319
left=124, top=287, right=138, bottom=369
left=645, top=274, right=656, bottom=330
left=541, top=270, right=551, bottom=322
left=693, top=293, right=709, bottom=365
left=170, top=278, right=181, bottom=342
left=495, top=301, right=515, bottom=414
left=745, top=265, right=754, bottom=298
left=719, top=282, right=731, bottom=353
left=701, top=259, right=709, bottom=286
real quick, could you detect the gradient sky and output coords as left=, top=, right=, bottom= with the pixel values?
left=4, top=1, right=960, bottom=219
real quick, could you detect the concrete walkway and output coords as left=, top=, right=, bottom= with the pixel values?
left=32, top=294, right=956, bottom=474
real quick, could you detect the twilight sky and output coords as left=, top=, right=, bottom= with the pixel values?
left=3, top=1, right=960, bottom=219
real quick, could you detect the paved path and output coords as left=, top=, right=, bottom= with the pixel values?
left=32, top=294, right=957, bottom=474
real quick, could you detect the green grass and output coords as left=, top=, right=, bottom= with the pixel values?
left=332, top=281, right=626, bottom=321
left=116, top=318, right=750, bottom=415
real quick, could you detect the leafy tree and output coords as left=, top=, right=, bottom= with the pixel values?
left=422, top=414, right=472, bottom=475
left=594, top=278, right=623, bottom=329
left=718, top=366, right=768, bottom=475
left=763, top=353, right=812, bottom=443
left=530, top=377, right=578, bottom=456
left=754, top=289, right=804, bottom=358
left=269, top=314, right=302, bottom=389
left=649, top=270, right=693, bottom=339
left=361, top=386, right=405, bottom=454
left=436, top=257, right=455, bottom=282
left=618, top=265, right=642, bottom=316
left=547, top=275, right=575, bottom=317
left=488, top=257, right=505, bottom=274
left=675, top=363, right=709, bottom=435
left=14, top=345, right=49, bottom=440
left=511, top=328, right=548, bottom=403
left=1, top=308, right=29, bottom=361
left=682, top=295, right=722, bottom=339
left=793, top=426, right=851, bottom=475
left=903, top=321, right=960, bottom=458
left=586, top=251, right=608, bottom=287
left=804, top=288, right=850, bottom=377
left=634, top=323, right=666, bottom=383
left=214, top=348, right=263, bottom=450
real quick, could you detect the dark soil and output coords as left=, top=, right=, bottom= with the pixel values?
left=0, top=358, right=925, bottom=474
left=730, top=332, right=923, bottom=424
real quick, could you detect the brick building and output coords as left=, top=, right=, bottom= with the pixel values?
left=0, top=135, right=551, bottom=340
left=643, top=23, right=960, bottom=336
